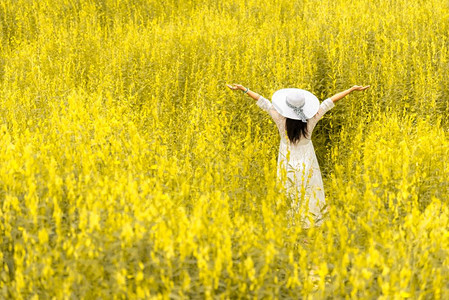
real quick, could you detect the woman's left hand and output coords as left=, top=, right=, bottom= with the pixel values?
left=226, top=83, right=245, bottom=91
left=351, top=85, right=370, bottom=91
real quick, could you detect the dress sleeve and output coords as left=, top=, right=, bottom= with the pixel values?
left=256, top=95, right=286, bottom=136
left=315, top=98, right=335, bottom=120
left=256, top=96, right=284, bottom=122
left=307, top=98, right=335, bottom=131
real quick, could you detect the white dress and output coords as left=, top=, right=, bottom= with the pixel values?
left=256, top=96, right=335, bottom=228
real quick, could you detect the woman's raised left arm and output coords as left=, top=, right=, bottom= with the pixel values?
left=226, top=83, right=285, bottom=127
left=226, top=83, right=261, bottom=101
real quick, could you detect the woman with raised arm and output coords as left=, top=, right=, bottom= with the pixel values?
left=226, top=84, right=370, bottom=229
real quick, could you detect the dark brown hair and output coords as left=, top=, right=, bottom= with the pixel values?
left=286, top=118, right=308, bottom=145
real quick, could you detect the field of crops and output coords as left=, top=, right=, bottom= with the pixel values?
left=1, top=0, right=448, bottom=298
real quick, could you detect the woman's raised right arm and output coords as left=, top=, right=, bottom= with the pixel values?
left=308, top=85, right=370, bottom=128
left=330, top=85, right=370, bottom=103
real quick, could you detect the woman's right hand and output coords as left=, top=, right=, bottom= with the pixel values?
left=351, top=85, right=370, bottom=91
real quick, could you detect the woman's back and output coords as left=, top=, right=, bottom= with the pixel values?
left=256, top=96, right=335, bottom=145
left=255, top=96, right=335, bottom=228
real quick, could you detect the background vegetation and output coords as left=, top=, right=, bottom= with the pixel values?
left=0, top=0, right=448, bottom=298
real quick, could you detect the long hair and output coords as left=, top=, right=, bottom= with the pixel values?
left=286, top=118, right=308, bottom=145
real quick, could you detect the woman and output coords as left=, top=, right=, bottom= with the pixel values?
left=226, top=83, right=370, bottom=229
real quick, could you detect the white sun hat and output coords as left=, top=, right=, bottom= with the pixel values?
left=271, top=88, right=320, bottom=122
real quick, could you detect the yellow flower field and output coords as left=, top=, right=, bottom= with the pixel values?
left=0, top=0, right=448, bottom=298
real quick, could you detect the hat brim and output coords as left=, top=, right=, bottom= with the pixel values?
left=271, top=88, right=320, bottom=120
